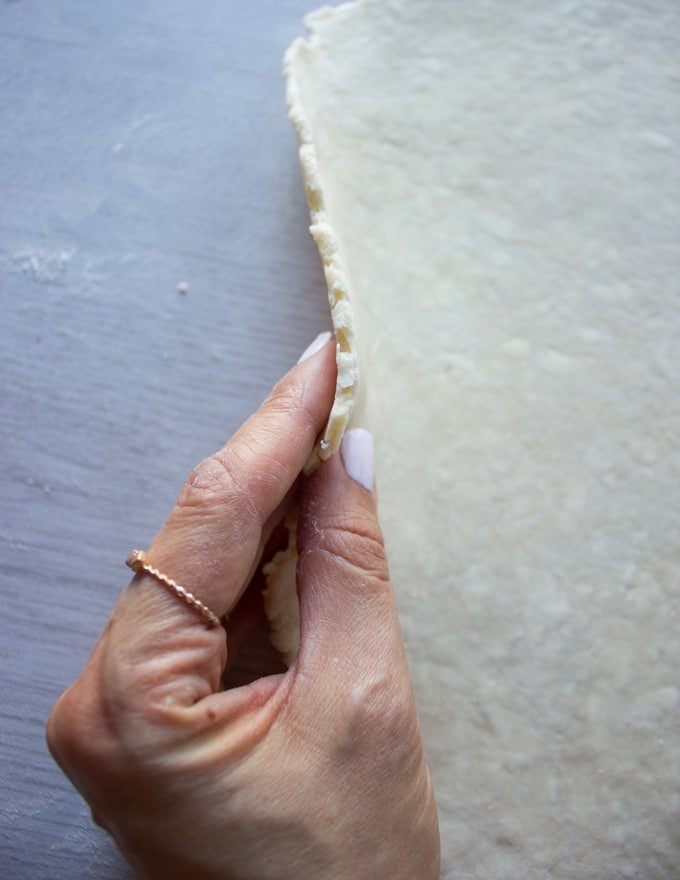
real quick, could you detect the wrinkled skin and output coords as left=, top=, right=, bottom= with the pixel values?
left=46, top=338, right=440, bottom=880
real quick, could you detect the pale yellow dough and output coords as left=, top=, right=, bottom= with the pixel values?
left=279, top=1, right=680, bottom=876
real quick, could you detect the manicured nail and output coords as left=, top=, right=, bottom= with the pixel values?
left=341, top=428, right=375, bottom=492
left=298, top=331, right=333, bottom=363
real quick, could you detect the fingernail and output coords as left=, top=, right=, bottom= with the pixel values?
left=341, top=428, right=375, bottom=492
left=298, top=331, right=333, bottom=363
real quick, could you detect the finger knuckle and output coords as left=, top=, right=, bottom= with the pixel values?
left=47, top=675, right=174, bottom=791
left=310, top=513, right=390, bottom=584
left=176, top=451, right=257, bottom=521
left=338, top=673, right=419, bottom=761
left=46, top=681, right=111, bottom=776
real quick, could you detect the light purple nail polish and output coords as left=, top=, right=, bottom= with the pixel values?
left=341, top=428, right=375, bottom=492
left=298, top=330, right=333, bottom=363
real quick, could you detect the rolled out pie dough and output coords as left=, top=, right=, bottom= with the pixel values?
left=281, top=1, right=680, bottom=876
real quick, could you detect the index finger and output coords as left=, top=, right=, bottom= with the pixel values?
left=137, top=332, right=336, bottom=622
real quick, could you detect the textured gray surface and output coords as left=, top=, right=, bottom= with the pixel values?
left=0, top=2, right=327, bottom=876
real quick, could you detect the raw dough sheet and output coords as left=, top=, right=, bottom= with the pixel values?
left=286, top=1, right=680, bottom=877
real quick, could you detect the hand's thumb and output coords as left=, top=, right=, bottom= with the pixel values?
left=295, top=429, right=405, bottom=673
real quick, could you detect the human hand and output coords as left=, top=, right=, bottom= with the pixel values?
left=46, top=333, right=440, bottom=880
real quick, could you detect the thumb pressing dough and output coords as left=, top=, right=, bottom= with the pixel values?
left=277, top=1, right=680, bottom=876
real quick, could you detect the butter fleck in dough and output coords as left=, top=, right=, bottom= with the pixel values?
left=276, top=2, right=680, bottom=876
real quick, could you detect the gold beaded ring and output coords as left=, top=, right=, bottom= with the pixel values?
left=126, top=549, right=221, bottom=628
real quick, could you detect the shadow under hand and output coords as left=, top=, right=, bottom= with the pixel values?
left=221, top=560, right=288, bottom=690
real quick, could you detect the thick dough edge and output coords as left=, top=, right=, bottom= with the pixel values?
left=285, top=13, right=361, bottom=464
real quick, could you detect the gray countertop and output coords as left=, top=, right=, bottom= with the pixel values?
left=1, top=2, right=328, bottom=876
